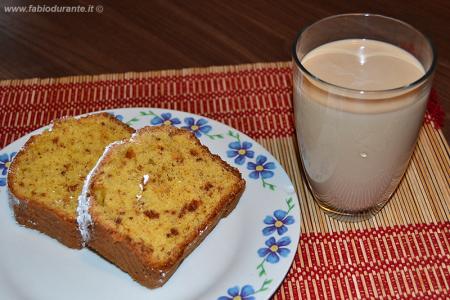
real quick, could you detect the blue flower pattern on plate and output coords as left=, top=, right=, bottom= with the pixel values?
left=0, top=110, right=296, bottom=299
left=0, top=152, right=16, bottom=186
left=182, top=117, right=212, bottom=138
left=108, top=112, right=124, bottom=121
left=247, top=155, right=275, bottom=180
left=218, top=285, right=255, bottom=300
left=227, top=141, right=255, bottom=165
left=258, top=236, right=291, bottom=264
left=262, top=210, right=295, bottom=236
left=0, top=152, right=16, bottom=176
left=150, top=112, right=181, bottom=126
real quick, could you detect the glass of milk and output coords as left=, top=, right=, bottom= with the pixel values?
left=292, top=14, right=436, bottom=221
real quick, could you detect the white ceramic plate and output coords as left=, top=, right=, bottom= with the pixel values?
left=0, top=108, right=300, bottom=300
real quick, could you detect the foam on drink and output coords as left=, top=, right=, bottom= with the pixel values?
left=302, top=39, right=424, bottom=91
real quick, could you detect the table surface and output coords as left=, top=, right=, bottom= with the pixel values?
left=1, top=61, right=448, bottom=300
left=0, top=0, right=448, bottom=142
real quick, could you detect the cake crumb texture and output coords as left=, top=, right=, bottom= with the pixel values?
left=8, top=113, right=133, bottom=248
left=88, top=125, right=245, bottom=287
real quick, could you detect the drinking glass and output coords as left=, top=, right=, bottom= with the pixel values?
left=292, top=14, right=436, bottom=221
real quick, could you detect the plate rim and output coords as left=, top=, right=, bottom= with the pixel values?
left=0, top=107, right=302, bottom=300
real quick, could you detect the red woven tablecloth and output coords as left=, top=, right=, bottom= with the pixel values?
left=1, top=62, right=448, bottom=299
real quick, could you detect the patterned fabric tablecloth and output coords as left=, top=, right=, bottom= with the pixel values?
left=1, top=62, right=449, bottom=299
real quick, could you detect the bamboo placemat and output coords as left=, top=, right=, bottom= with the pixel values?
left=1, top=62, right=448, bottom=299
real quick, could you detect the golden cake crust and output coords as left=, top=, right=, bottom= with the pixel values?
left=87, top=125, right=245, bottom=288
left=7, top=113, right=134, bottom=249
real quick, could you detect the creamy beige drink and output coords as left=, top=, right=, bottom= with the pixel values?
left=294, top=39, right=430, bottom=213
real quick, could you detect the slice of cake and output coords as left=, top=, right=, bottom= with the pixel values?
left=79, top=125, right=245, bottom=288
left=7, top=113, right=134, bottom=249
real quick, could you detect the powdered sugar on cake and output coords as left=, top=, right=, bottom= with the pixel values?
left=7, top=191, right=21, bottom=212
left=77, top=132, right=140, bottom=244
left=77, top=140, right=126, bottom=245
left=136, top=174, right=150, bottom=202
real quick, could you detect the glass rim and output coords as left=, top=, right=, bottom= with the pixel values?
left=291, top=13, right=437, bottom=94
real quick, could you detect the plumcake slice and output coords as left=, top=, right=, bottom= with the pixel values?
left=79, top=125, right=245, bottom=288
left=7, top=113, right=133, bottom=249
